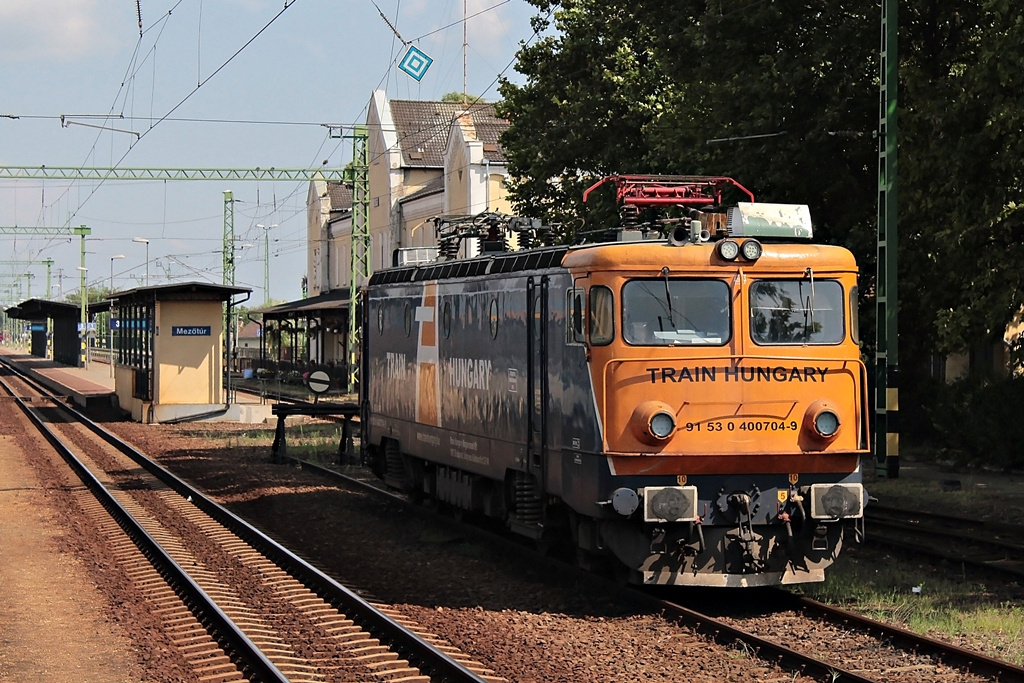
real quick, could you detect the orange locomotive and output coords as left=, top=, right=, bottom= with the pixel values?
left=362, top=175, right=867, bottom=587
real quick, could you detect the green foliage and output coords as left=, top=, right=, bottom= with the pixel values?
left=925, top=375, right=1024, bottom=469
left=500, top=1, right=1024, bottom=459
left=441, top=91, right=486, bottom=103
left=499, top=1, right=876, bottom=250
left=62, top=285, right=113, bottom=304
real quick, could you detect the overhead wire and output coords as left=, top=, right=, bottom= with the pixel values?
left=9, top=0, right=539, bottom=298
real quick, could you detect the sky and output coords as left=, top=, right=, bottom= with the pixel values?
left=0, top=0, right=542, bottom=307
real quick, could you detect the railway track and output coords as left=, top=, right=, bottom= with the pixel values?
left=283, top=454, right=1024, bottom=682
left=866, top=504, right=1024, bottom=579
left=0, top=359, right=501, bottom=683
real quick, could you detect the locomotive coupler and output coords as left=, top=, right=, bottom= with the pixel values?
left=676, top=518, right=705, bottom=557
left=726, top=493, right=765, bottom=573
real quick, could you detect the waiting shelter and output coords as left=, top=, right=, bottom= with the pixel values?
left=254, top=287, right=353, bottom=390
left=4, top=298, right=89, bottom=366
left=109, top=282, right=258, bottom=423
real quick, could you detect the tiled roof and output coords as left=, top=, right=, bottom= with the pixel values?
left=388, top=99, right=507, bottom=167
left=399, top=175, right=445, bottom=204
left=326, top=182, right=353, bottom=211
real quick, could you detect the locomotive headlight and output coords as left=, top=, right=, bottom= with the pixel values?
left=814, top=410, right=840, bottom=437
left=802, top=399, right=842, bottom=442
left=650, top=412, right=676, bottom=439
left=740, top=239, right=763, bottom=261
left=631, top=401, right=678, bottom=445
left=717, top=239, right=740, bottom=261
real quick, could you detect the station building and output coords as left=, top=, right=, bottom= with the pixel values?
left=255, top=90, right=512, bottom=383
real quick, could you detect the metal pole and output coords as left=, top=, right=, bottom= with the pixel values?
left=75, top=226, right=91, bottom=367
left=874, top=0, right=899, bottom=478
left=110, top=255, right=124, bottom=376
left=133, top=237, right=150, bottom=287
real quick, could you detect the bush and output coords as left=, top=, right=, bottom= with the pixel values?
left=925, top=375, right=1024, bottom=470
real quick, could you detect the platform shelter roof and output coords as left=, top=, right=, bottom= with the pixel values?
left=108, top=281, right=250, bottom=304
left=5, top=298, right=82, bottom=320
left=255, top=287, right=350, bottom=320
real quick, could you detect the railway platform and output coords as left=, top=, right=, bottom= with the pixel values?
left=0, top=347, right=115, bottom=411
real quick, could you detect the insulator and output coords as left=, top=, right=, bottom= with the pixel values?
left=621, top=204, right=641, bottom=228
left=439, top=238, right=459, bottom=260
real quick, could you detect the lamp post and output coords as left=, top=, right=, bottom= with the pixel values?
left=77, top=266, right=88, bottom=368
left=257, top=224, right=277, bottom=305
left=133, top=237, right=150, bottom=286
left=109, top=255, right=124, bottom=376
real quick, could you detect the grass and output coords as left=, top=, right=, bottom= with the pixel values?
left=185, top=421, right=352, bottom=465
left=865, top=475, right=1024, bottom=526
left=799, top=550, right=1024, bottom=665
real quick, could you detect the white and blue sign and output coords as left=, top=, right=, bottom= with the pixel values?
left=111, top=318, right=120, bottom=329
left=172, top=326, right=211, bottom=337
left=399, top=45, right=433, bottom=81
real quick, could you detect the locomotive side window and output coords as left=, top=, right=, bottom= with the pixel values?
left=566, top=287, right=585, bottom=344
left=750, top=279, right=844, bottom=345
left=850, top=284, right=860, bottom=345
left=489, top=298, right=499, bottom=339
left=442, top=300, right=452, bottom=338
left=589, top=285, right=614, bottom=346
left=622, top=279, right=729, bottom=345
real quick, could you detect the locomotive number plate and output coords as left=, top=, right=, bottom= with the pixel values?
left=684, top=420, right=799, bottom=433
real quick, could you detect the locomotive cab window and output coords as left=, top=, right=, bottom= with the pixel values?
left=589, top=285, right=614, bottom=346
left=750, top=279, right=845, bottom=345
left=566, top=287, right=585, bottom=344
left=622, top=279, right=729, bottom=346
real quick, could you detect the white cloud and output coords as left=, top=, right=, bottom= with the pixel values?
left=0, top=0, right=128, bottom=62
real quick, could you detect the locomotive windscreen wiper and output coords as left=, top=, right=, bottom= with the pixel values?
left=802, top=267, right=816, bottom=340
left=661, top=266, right=677, bottom=329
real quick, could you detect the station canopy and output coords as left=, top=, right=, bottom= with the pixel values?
left=256, top=287, right=351, bottom=321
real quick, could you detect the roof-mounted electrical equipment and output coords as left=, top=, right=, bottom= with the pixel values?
left=727, top=203, right=813, bottom=239
left=431, top=212, right=553, bottom=261
left=583, top=175, right=755, bottom=208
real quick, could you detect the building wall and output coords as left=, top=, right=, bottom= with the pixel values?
left=308, top=91, right=511, bottom=301
left=368, top=91, right=399, bottom=275
left=488, top=173, right=511, bottom=213
left=307, top=180, right=329, bottom=296
left=329, top=216, right=352, bottom=288
left=446, top=144, right=471, bottom=215
left=399, top=194, right=444, bottom=250
left=153, top=300, right=223, bottom=405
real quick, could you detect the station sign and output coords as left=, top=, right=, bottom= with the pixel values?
left=172, top=326, right=211, bottom=337
left=76, top=322, right=97, bottom=332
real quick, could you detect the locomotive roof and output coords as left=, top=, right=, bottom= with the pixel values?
left=562, top=240, right=858, bottom=273
left=368, top=245, right=570, bottom=285
left=368, top=239, right=856, bottom=286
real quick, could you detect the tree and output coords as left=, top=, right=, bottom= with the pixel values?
left=441, top=91, right=486, bottom=103
left=498, top=1, right=877, bottom=251
left=500, top=0, right=1024, bottom=374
